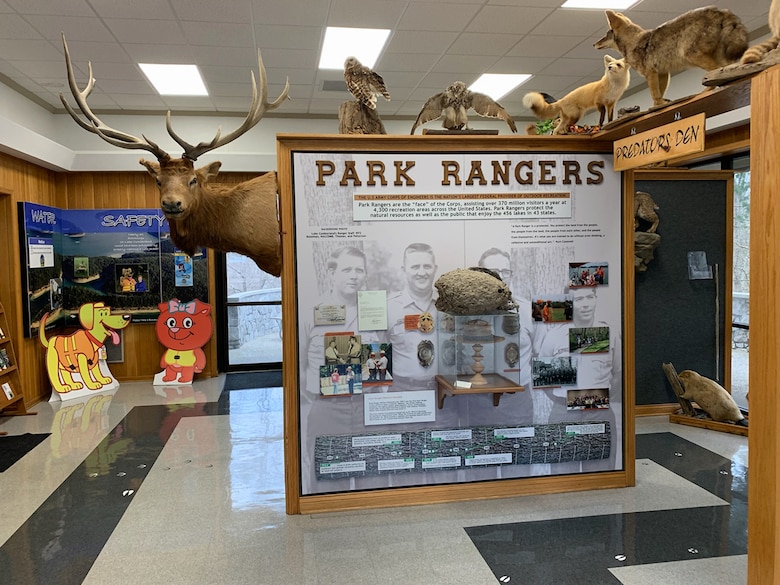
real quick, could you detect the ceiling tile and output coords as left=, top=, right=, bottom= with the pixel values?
left=0, top=39, right=62, bottom=60
left=467, top=6, right=553, bottom=34
left=379, top=53, right=441, bottom=72
left=385, top=30, right=459, bottom=54
left=250, top=0, right=330, bottom=26
left=6, top=0, right=94, bottom=17
left=508, top=34, right=583, bottom=58
left=122, top=43, right=199, bottom=64
left=530, top=9, right=610, bottom=37
left=7, top=60, right=71, bottom=78
left=539, top=57, right=602, bottom=77
left=24, top=15, right=114, bottom=43
left=519, top=74, right=582, bottom=94
left=254, top=25, right=323, bottom=51
left=490, top=56, right=555, bottom=74
left=87, top=0, right=176, bottom=20
left=396, top=3, right=482, bottom=32
left=60, top=41, right=133, bottom=64
left=169, top=0, right=250, bottom=23
left=326, top=0, right=408, bottom=28
left=104, top=18, right=189, bottom=45
left=448, top=33, right=520, bottom=56
left=180, top=21, right=255, bottom=47
left=0, top=14, right=41, bottom=39
left=430, top=54, right=499, bottom=75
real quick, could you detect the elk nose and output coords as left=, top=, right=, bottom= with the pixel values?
left=162, top=200, right=183, bottom=213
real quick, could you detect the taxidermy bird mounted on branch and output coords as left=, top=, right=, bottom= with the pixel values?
left=339, top=56, right=391, bottom=134
left=410, top=81, right=517, bottom=134
left=59, top=34, right=290, bottom=277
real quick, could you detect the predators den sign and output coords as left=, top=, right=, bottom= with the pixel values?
left=613, top=113, right=705, bottom=171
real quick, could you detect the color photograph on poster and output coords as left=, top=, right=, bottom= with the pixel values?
left=531, top=295, right=573, bottom=323
left=569, top=262, right=608, bottom=287
left=288, top=149, right=624, bottom=497
left=174, top=253, right=193, bottom=287
left=566, top=388, right=610, bottom=410
left=319, top=364, right=363, bottom=396
left=569, top=327, right=610, bottom=354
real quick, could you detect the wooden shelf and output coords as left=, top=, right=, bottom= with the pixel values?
left=435, top=373, right=524, bottom=408
left=595, top=75, right=753, bottom=143
left=0, top=364, right=18, bottom=377
left=0, top=299, right=33, bottom=421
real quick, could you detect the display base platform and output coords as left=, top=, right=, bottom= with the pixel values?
left=669, top=412, right=748, bottom=437
left=422, top=128, right=499, bottom=135
left=435, top=373, right=523, bottom=409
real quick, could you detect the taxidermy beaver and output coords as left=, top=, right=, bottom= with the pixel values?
left=678, top=370, right=747, bottom=426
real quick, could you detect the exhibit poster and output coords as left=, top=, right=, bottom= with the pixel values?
left=290, top=149, right=624, bottom=496
left=18, top=203, right=208, bottom=336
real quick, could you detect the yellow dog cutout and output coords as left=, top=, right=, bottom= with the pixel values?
left=40, top=302, right=130, bottom=393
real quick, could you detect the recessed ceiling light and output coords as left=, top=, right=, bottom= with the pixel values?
left=319, top=27, right=391, bottom=70
left=469, top=74, right=533, bottom=101
left=561, top=0, right=641, bottom=9
left=138, top=63, right=208, bottom=96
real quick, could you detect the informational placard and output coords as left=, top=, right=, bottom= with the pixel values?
left=284, top=141, right=626, bottom=502
left=613, top=113, right=705, bottom=171
left=18, top=203, right=208, bottom=336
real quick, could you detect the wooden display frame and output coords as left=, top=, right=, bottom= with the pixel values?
left=277, top=134, right=637, bottom=515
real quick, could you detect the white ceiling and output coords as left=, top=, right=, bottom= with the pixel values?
left=0, top=0, right=770, bottom=121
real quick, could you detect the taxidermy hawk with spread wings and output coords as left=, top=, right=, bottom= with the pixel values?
left=410, top=81, right=517, bottom=134
left=344, top=56, right=391, bottom=110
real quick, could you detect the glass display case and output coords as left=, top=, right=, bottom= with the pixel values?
left=435, top=312, right=524, bottom=409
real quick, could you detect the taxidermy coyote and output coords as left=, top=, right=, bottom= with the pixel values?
left=523, top=55, right=630, bottom=135
left=594, top=7, right=747, bottom=105
left=742, top=0, right=780, bottom=63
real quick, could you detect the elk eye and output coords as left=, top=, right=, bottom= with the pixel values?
left=155, top=179, right=161, bottom=187
left=189, top=177, right=197, bottom=186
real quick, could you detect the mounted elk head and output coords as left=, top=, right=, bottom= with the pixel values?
left=59, top=34, right=289, bottom=277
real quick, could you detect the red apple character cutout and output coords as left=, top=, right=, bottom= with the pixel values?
left=155, top=299, right=212, bottom=385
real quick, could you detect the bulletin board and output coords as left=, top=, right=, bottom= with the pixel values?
left=277, top=135, right=636, bottom=514
left=18, top=202, right=208, bottom=337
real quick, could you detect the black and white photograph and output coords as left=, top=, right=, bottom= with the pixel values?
left=532, top=356, right=578, bottom=388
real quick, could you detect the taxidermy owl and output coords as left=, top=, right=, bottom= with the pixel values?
left=343, top=56, right=391, bottom=110
left=411, top=81, right=518, bottom=134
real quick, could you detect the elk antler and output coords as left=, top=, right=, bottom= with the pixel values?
left=59, top=34, right=291, bottom=162
left=166, top=50, right=290, bottom=161
left=59, top=34, right=170, bottom=161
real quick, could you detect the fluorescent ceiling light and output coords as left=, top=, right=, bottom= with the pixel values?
left=561, top=0, right=641, bottom=8
left=468, top=74, right=532, bottom=101
left=139, top=63, right=208, bottom=96
left=319, top=27, right=391, bottom=70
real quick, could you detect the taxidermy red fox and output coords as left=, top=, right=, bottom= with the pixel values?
left=523, top=55, right=630, bottom=135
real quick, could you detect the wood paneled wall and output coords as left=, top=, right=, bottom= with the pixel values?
left=0, top=153, right=61, bottom=409
left=0, top=156, right=257, bottom=408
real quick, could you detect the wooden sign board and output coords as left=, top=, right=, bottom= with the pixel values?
left=613, top=113, right=705, bottom=171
